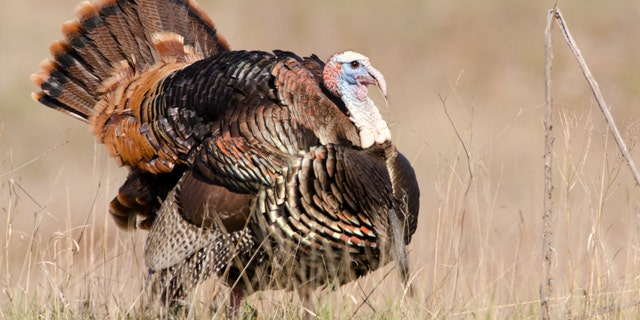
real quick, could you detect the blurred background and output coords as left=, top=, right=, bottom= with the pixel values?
left=3, top=0, right=640, bottom=317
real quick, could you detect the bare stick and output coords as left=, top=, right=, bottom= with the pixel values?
left=553, top=9, right=640, bottom=186
left=438, top=94, right=473, bottom=196
left=541, top=6, right=556, bottom=320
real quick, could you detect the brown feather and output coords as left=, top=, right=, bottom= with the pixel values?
left=76, top=1, right=128, bottom=66
left=32, top=0, right=230, bottom=121
left=49, top=39, right=101, bottom=96
left=179, top=172, right=252, bottom=231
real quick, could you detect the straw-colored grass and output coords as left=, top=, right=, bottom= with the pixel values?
left=3, top=0, right=640, bottom=318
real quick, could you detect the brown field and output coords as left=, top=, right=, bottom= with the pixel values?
left=3, top=0, right=640, bottom=318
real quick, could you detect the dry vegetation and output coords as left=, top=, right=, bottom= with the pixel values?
left=3, top=0, right=640, bottom=318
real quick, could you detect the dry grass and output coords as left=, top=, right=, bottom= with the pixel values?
left=3, top=0, right=640, bottom=319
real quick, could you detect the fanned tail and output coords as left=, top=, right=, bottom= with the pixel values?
left=31, top=0, right=230, bottom=121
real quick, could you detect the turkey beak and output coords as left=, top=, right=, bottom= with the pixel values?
left=366, top=65, right=387, bottom=97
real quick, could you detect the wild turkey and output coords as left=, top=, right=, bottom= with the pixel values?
left=31, top=0, right=420, bottom=317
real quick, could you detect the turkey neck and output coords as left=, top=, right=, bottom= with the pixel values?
left=340, top=92, right=390, bottom=149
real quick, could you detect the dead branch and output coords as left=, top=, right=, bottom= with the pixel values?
left=553, top=9, right=640, bottom=187
left=541, top=6, right=557, bottom=320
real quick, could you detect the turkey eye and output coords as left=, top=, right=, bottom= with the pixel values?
left=350, top=61, right=360, bottom=69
